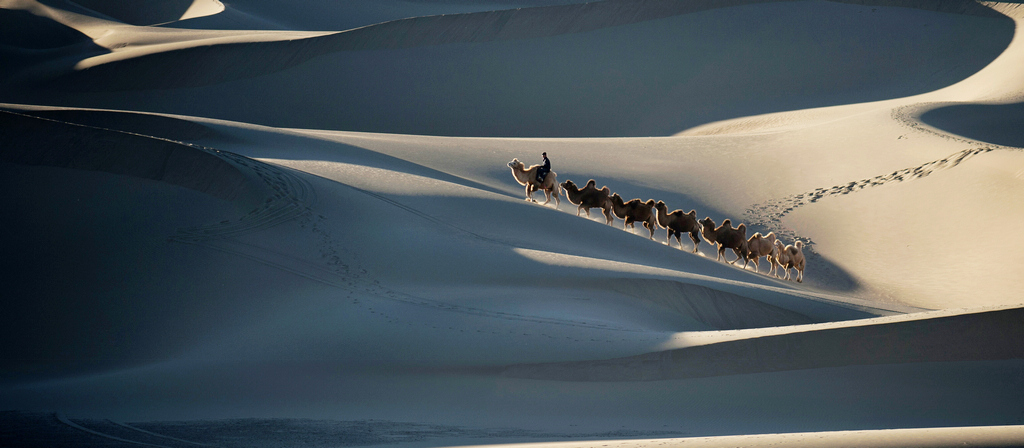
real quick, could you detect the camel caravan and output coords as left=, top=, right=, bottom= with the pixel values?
left=507, top=158, right=806, bottom=282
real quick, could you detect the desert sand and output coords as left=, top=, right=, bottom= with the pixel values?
left=2, top=0, right=1023, bottom=447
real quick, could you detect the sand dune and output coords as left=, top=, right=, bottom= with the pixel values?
left=498, top=305, right=1024, bottom=381
left=67, top=0, right=224, bottom=25
left=1, top=0, right=1013, bottom=136
left=0, top=110, right=251, bottom=200
left=2, top=0, right=1023, bottom=446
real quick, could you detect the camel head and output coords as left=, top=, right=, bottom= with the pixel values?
left=561, top=179, right=576, bottom=190
left=795, top=240, right=804, bottom=249
left=507, top=158, right=523, bottom=169
left=655, top=200, right=666, bottom=211
left=700, top=217, right=716, bottom=240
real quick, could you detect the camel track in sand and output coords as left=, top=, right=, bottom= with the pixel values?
left=743, top=102, right=1021, bottom=262
left=169, top=148, right=317, bottom=243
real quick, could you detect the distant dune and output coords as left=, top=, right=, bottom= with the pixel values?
left=1, top=0, right=1013, bottom=136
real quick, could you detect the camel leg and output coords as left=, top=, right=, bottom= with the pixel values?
left=525, top=184, right=535, bottom=202
left=727, top=248, right=743, bottom=265
left=689, top=232, right=700, bottom=254
left=540, top=188, right=552, bottom=205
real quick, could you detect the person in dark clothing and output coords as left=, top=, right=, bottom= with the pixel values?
left=536, top=152, right=551, bottom=183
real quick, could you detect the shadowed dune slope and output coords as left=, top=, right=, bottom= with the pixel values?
left=0, top=7, right=109, bottom=84
left=173, top=0, right=601, bottom=32
left=498, top=306, right=1024, bottom=381
left=0, top=7, right=91, bottom=49
left=601, top=278, right=817, bottom=329
left=920, top=102, right=1024, bottom=148
left=64, top=0, right=223, bottom=25
left=7, top=106, right=225, bottom=141
left=0, top=110, right=318, bottom=381
left=0, top=110, right=250, bottom=201
left=3, top=0, right=1013, bottom=136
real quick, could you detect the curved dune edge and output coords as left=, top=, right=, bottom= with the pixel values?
left=31, top=0, right=1008, bottom=91
left=58, top=0, right=224, bottom=26
left=0, top=108, right=252, bottom=201
left=492, top=306, right=1024, bottom=381
left=451, top=426, right=1024, bottom=448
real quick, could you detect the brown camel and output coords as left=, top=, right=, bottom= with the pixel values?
left=507, top=158, right=560, bottom=206
left=744, top=231, right=777, bottom=272
left=773, top=239, right=806, bottom=282
left=561, top=179, right=614, bottom=224
left=654, top=201, right=702, bottom=253
left=609, top=193, right=657, bottom=239
left=699, top=217, right=749, bottom=264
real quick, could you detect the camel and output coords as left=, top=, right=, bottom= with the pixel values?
left=561, top=179, right=614, bottom=224
left=608, top=193, right=657, bottom=239
left=773, top=240, right=806, bottom=282
left=768, top=240, right=783, bottom=277
left=744, top=231, right=777, bottom=272
left=654, top=201, right=702, bottom=253
left=507, top=158, right=560, bottom=206
left=698, top=217, right=748, bottom=264
left=771, top=240, right=789, bottom=279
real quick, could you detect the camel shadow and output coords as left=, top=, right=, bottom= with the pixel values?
left=550, top=175, right=862, bottom=294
